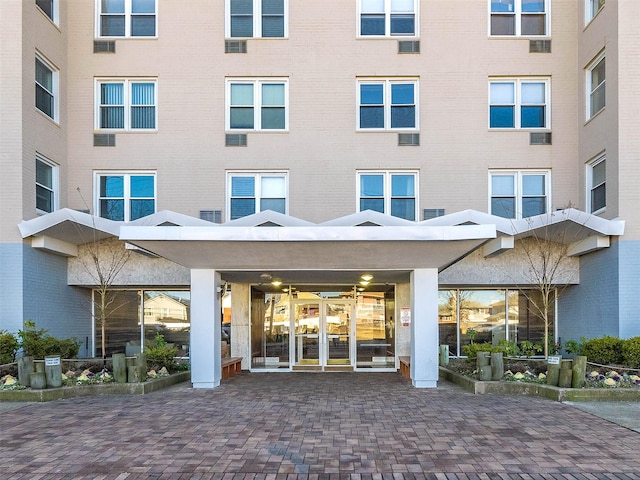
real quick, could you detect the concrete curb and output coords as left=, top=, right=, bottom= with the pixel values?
left=0, top=371, right=190, bottom=402
left=439, top=367, right=640, bottom=402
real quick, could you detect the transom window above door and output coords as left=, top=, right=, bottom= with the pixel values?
left=358, top=171, right=418, bottom=221
left=489, top=170, right=550, bottom=219
left=226, top=0, right=287, bottom=38
left=227, top=172, right=288, bottom=220
left=489, top=0, right=548, bottom=36
left=359, top=0, right=417, bottom=37
left=97, top=0, right=157, bottom=37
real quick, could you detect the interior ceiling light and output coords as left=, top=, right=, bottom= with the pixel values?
left=361, top=274, right=373, bottom=282
left=359, top=280, right=370, bottom=286
left=271, top=279, right=282, bottom=287
left=260, top=273, right=272, bottom=280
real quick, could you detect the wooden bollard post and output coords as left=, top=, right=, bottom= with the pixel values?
left=491, top=352, right=504, bottom=380
left=44, top=355, right=62, bottom=388
left=478, top=365, right=493, bottom=380
left=559, top=359, right=573, bottom=387
left=546, top=355, right=561, bottom=386
left=439, top=345, right=449, bottom=366
left=29, top=371, right=47, bottom=389
left=572, top=355, right=587, bottom=388
left=477, top=351, right=490, bottom=369
left=128, top=365, right=142, bottom=383
left=17, top=356, right=34, bottom=387
left=135, top=353, right=147, bottom=381
left=112, top=353, right=127, bottom=383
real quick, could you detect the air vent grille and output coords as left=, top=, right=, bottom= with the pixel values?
left=529, top=39, right=551, bottom=53
left=530, top=132, right=552, bottom=145
left=398, top=133, right=420, bottom=146
left=225, top=40, right=248, bottom=53
left=94, top=133, right=116, bottom=147
left=94, top=40, right=116, bottom=53
left=200, top=210, right=222, bottom=223
left=423, top=209, right=445, bottom=220
left=226, top=133, right=248, bottom=146
left=398, top=40, right=420, bottom=54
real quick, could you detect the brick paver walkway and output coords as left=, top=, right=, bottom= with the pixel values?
left=1, top=372, right=639, bottom=479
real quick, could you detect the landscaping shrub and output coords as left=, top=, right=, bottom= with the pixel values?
left=582, top=335, right=623, bottom=366
left=621, top=336, right=640, bottom=369
left=18, top=321, right=81, bottom=359
left=461, top=342, right=496, bottom=359
left=0, top=330, right=19, bottom=364
left=145, top=333, right=178, bottom=372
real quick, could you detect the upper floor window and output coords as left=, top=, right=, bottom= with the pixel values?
left=97, top=0, right=157, bottom=37
left=95, top=172, right=156, bottom=221
left=359, top=0, right=417, bottom=37
left=96, top=79, right=157, bottom=130
left=226, top=79, right=288, bottom=131
left=490, top=0, right=548, bottom=36
left=587, top=155, right=606, bottom=213
left=358, top=171, right=417, bottom=221
left=490, top=170, right=550, bottom=219
left=489, top=78, right=549, bottom=129
left=36, top=155, right=58, bottom=214
left=227, top=172, right=288, bottom=220
left=35, top=56, right=58, bottom=121
left=226, top=0, right=287, bottom=38
left=586, top=0, right=605, bottom=24
left=358, top=79, right=418, bottom=130
left=36, top=0, right=58, bottom=23
left=587, top=53, right=605, bottom=119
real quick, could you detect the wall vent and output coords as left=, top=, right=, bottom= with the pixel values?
left=529, top=39, right=551, bottom=53
left=94, top=40, right=116, bottom=53
left=226, top=133, right=247, bottom=146
left=398, top=133, right=420, bottom=146
left=225, top=40, right=247, bottom=53
left=200, top=210, right=222, bottom=223
left=93, top=133, right=116, bottom=147
left=423, top=209, right=445, bottom=220
left=530, top=132, right=552, bottom=145
left=398, top=40, right=420, bottom=54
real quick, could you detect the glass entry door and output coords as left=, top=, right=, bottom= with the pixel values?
left=293, top=300, right=353, bottom=368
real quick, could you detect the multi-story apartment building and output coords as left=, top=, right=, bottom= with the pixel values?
left=0, top=0, right=636, bottom=388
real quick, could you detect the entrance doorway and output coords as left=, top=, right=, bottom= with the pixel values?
left=293, top=300, right=353, bottom=369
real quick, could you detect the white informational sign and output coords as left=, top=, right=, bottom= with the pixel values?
left=401, top=307, right=411, bottom=326
left=45, top=356, right=61, bottom=366
left=547, top=356, right=561, bottom=365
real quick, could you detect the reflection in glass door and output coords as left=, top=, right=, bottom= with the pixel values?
left=325, top=302, right=351, bottom=365
left=294, top=302, right=320, bottom=365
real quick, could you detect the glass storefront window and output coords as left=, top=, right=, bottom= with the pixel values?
left=251, top=290, right=291, bottom=368
left=355, top=289, right=395, bottom=368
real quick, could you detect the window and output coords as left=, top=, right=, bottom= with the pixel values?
left=588, top=156, right=606, bottom=213
left=227, top=172, right=288, bottom=220
left=587, top=53, right=605, bottom=119
left=96, top=79, right=157, bottom=130
left=36, top=0, right=58, bottom=23
left=359, top=0, right=417, bottom=37
left=489, top=79, right=549, bottom=129
left=227, top=0, right=287, bottom=38
left=490, top=0, right=548, bottom=36
left=35, top=56, right=57, bottom=120
left=358, top=79, right=418, bottom=130
left=358, top=171, right=417, bottom=221
left=36, top=156, right=58, bottom=213
left=95, top=172, right=156, bottom=221
left=97, top=0, right=156, bottom=37
left=489, top=170, right=550, bottom=219
left=226, top=79, right=288, bottom=131
left=586, top=0, right=605, bottom=24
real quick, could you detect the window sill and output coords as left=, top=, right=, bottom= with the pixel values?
left=225, top=130, right=288, bottom=133
left=584, top=106, right=606, bottom=126
left=357, top=35, right=419, bottom=40
left=94, top=129, right=158, bottom=133
left=225, top=36, right=288, bottom=40
left=36, top=109, right=60, bottom=126
left=590, top=207, right=606, bottom=216
left=357, top=129, right=419, bottom=133
left=488, top=34, right=550, bottom=39
left=94, top=36, right=158, bottom=40
left=488, top=128, right=549, bottom=132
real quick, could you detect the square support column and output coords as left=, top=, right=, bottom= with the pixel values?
left=190, top=269, right=221, bottom=388
left=410, top=268, right=439, bottom=388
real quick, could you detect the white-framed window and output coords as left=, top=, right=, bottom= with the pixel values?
left=489, top=170, right=550, bottom=219
left=587, top=155, right=606, bottom=213
left=489, top=0, right=548, bottom=36
left=35, top=55, right=58, bottom=121
left=97, top=0, right=157, bottom=37
left=357, top=171, right=418, bottom=221
left=95, top=79, right=157, bottom=130
left=586, top=53, right=605, bottom=120
left=358, top=0, right=417, bottom=37
left=358, top=79, right=418, bottom=131
left=36, top=0, right=58, bottom=23
left=36, top=155, right=58, bottom=214
left=226, top=0, right=287, bottom=38
left=585, top=0, right=605, bottom=24
left=489, top=78, right=550, bottom=129
left=94, top=172, right=156, bottom=221
left=227, top=172, right=288, bottom=220
left=226, top=79, right=288, bottom=131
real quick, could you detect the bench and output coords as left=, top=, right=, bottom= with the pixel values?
left=399, top=356, right=410, bottom=381
left=221, top=357, right=242, bottom=380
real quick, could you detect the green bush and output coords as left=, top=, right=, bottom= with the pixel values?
left=461, top=342, right=496, bottom=359
left=621, top=337, right=640, bottom=368
left=564, top=337, right=586, bottom=357
left=582, top=335, right=623, bottom=366
left=0, top=330, right=19, bottom=364
left=145, top=333, right=178, bottom=372
left=18, top=321, right=81, bottom=359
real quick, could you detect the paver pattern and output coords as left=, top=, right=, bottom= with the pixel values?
left=1, top=372, right=639, bottom=479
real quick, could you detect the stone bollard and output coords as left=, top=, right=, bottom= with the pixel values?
left=128, top=365, right=143, bottom=383
left=17, top=356, right=34, bottom=387
left=491, top=352, right=504, bottom=380
left=546, top=355, right=561, bottom=386
left=439, top=344, right=449, bottom=366
left=30, top=371, right=47, bottom=389
left=112, top=353, right=127, bottom=383
left=559, top=359, right=573, bottom=388
left=478, top=365, right=493, bottom=380
left=135, top=353, right=147, bottom=382
left=44, top=355, right=62, bottom=388
left=572, top=355, right=587, bottom=389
